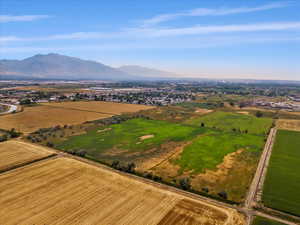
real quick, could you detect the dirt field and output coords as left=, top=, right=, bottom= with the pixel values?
left=0, top=157, right=245, bottom=225
left=0, top=102, right=153, bottom=133
left=0, top=140, right=54, bottom=172
left=276, top=119, right=300, bottom=131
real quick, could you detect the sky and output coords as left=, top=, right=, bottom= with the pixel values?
left=0, top=0, right=300, bottom=80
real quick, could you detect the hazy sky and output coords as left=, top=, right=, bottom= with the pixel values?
left=1, top=0, right=300, bottom=80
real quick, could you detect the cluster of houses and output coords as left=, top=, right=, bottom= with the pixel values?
left=289, top=95, right=300, bottom=102
left=0, top=87, right=193, bottom=106
left=254, top=100, right=300, bottom=111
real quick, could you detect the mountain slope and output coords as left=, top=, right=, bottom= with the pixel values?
left=0, top=53, right=131, bottom=80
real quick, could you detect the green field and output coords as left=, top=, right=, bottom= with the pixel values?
left=55, top=110, right=270, bottom=203
left=176, top=102, right=220, bottom=109
left=252, top=216, right=287, bottom=225
left=263, top=130, right=300, bottom=216
left=185, top=111, right=273, bottom=135
left=176, top=131, right=265, bottom=173
left=57, top=118, right=205, bottom=160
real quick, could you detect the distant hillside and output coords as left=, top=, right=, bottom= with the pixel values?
left=118, top=65, right=175, bottom=78
left=0, top=53, right=131, bottom=80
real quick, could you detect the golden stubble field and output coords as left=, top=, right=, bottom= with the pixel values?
left=276, top=119, right=300, bottom=131
left=41, top=101, right=154, bottom=114
left=0, top=157, right=245, bottom=225
left=0, top=140, right=55, bottom=172
left=0, top=101, right=153, bottom=133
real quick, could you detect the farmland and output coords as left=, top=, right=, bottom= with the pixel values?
left=41, top=101, right=154, bottom=114
left=276, top=119, right=300, bottom=131
left=252, top=216, right=287, bottom=225
left=185, top=111, right=273, bottom=135
left=53, top=110, right=268, bottom=202
left=153, top=131, right=265, bottom=202
left=0, top=157, right=245, bottom=225
left=0, top=101, right=153, bottom=133
left=57, top=118, right=206, bottom=165
left=262, top=130, right=300, bottom=216
left=175, top=131, right=264, bottom=173
left=0, top=140, right=55, bottom=172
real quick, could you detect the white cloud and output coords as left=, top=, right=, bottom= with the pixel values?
left=128, top=22, right=300, bottom=37
left=0, top=36, right=21, bottom=42
left=0, top=15, right=50, bottom=23
left=141, top=2, right=292, bottom=26
left=2, top=35, right=300, bottom=54
left=2, top=21, right=300, bottom=43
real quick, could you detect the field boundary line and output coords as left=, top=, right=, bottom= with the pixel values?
left=0, top=154, right=57, bottom=175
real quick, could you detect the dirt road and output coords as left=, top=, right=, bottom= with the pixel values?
left=245, top=128, right=277, bottom=209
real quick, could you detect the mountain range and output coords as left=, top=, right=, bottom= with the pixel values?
left=0, top=53, right=175, bottom=80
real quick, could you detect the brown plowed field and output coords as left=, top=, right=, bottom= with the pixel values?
left=0, top=157, right=245, bottom=225
left=0, top=140, right=54, bottom=172
left=0, top=101, right=153, bottom=133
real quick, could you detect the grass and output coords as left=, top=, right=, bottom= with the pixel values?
left=185, top=111, right=273, bottom=135
left=175, top=130, right=265, bottom=173
left=176, top=102, right=220, bottom=110
left=57, top=118, right=205, bottom=158
left=262, top=129, right=300, bottom=216
left=252, top=216, right=287, bottom=225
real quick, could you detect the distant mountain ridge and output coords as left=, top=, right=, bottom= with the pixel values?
left=0, top=53, right=175, bottom=80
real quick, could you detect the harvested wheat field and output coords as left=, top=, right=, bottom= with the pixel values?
left=276, top=119, right=300, bottom=131
left=0, top=157, right=245, bottom=225
left=0, top=140, right=54, bottom=172
left=0, top=102, right=153, bottom=133
left=42, top=101, right=154, bottom=114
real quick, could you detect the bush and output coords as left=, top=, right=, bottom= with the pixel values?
left=9, top=128, right=21, bottom=138
left=255, top=111, right=263, bottom=118
left=179, top=177, right=191, bottom=190
left=218, top=191, right=228, bottom=199
left=46, top=142, right=54, bottom=147
left=0, top=134, right=8, bottom=142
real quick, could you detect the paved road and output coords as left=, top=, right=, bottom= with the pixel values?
left=0, top=103, right=18, bottom=115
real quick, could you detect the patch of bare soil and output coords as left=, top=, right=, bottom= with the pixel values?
left=237, top=111, right=249, bottom=115
left=97, top=128, right=112, bottom=133
left=195, top=108, right=213, bottom=114
left=140, top=134, right=154, bottom=140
